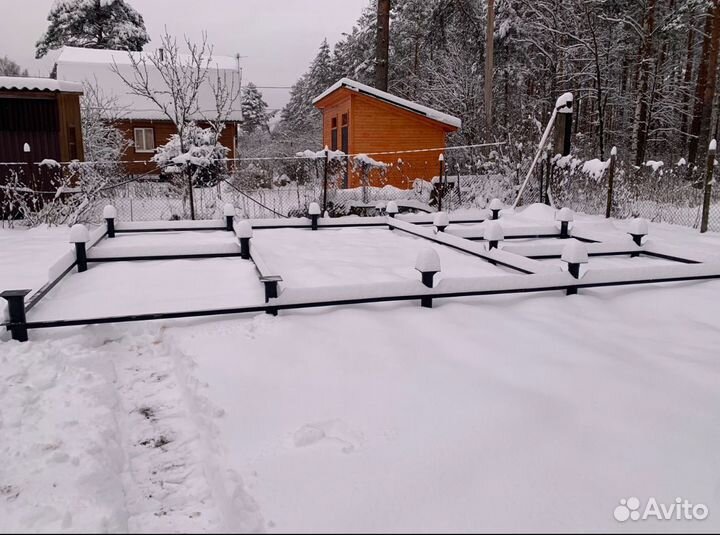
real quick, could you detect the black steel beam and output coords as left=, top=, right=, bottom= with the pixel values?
left=7, top=271, right=719, bottom=333
left=87, top=252, right=244, bottom=262
left=115, top=227, right=227, bottom=233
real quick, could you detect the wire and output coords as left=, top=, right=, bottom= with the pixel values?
left=0, top=141, right=507, bottom=166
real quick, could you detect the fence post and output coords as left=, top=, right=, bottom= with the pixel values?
left=223, top=203, right=235, bottom=231
left=1, top=289, right=31, bottom=342
left=488, top=198, right=503, bottom=220
left=605, top=146, right=617, bottom=218
left=628, top=217, right=648, bottom=257
left=103, top=205, right=117, bottom=238
left=415, top=249, right=441, bottom=309
left=561, top=240, right=588, bottom=296
left=308, top=202, right=321, bottom=230
left=544, top=152, right=552, bottom=205
left=433, top=211, right=449, bottom=232
left=187, top=167, right=196, bottom=220
left=386, top=200, right=398, bottom=229
left=23, top=143, right=33, bottom=188
left=437, top=153, right=445, bottom=212
left=322, top=147, right=329, bottom=213
left=70, top=224, right=89, bottom=272
left=236, top=220, right=252, bottom=259
left=556, top=207, right=574, bottom=239
left=701, top=140, right=716, bottom=233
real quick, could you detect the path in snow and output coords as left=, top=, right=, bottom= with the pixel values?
left=0, top=327, right=264, bottom=533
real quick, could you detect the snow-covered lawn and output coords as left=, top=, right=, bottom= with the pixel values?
left=2, top=209, right=720, bottom=532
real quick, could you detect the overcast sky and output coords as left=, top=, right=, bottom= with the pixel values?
left=0, top=0, right=370, bottom=111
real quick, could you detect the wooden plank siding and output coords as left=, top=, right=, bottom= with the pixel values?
left=115, top=120, right=238, bottom=176
left=0, top=90, right=83, bottom=164
left=317, top=86, right=456, bottom=188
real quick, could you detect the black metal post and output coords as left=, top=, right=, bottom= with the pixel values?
left=491, top=209, right=500, bottom=220
left=225, top=215, right=234, bottom=232
left=264, top=280, right=279, bottom=316
left=629, top=234, right=644, bottom=257
left=311, top=214, right=319, bottom=231
left=560, top=221, right=569, bottom=239
left=438, top=156, right=445, bottom=212
left=1, top=289, right=31, bottom=342
left=322, top=149, right=329, bottom=213
left=240, top=237, right=251, bottom=260
left=75, top=242, right=87, bottom=272
left=567, top=263, right=580, bottom=295
left=106, top=217, right=115, bottom=238
left=488, top=240, right=499, bottom=250
left=420, top=271, right=437, bottom=308
left=436, top=224, right=447, bottom=233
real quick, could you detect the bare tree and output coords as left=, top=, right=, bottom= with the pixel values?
left=112, top=31, right=238, bottom=218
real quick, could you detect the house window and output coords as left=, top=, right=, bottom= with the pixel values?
left=134, top=127, right=155, bottom=153
left=330, top=117, right=338, bottom=151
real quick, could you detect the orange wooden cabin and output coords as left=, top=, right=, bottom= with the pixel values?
left=313, top=78, right=461, bottom=189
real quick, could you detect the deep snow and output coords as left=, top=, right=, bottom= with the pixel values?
left=2, top=207, right=720, bottom=533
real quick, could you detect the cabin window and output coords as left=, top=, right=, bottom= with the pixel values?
left=134, top=127, right=155, bottom=153
left=330, top=117, right=338, bottom=151
left=341, top=113, right=349, bottom=154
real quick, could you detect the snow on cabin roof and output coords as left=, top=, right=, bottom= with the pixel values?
left=55, top=46, right=243, bottom=121
left=312, top=78, right=462, bottom=129
left=0, top=76, right=83, bottom=94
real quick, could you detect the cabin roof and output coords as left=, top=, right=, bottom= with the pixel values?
left=0, top=76, right=83, bottom=94
left=55, top=46, right=243, bottom=121
left=312, top=78, right=462, bottom=129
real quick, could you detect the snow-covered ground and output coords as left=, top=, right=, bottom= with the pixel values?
left=2, top=207, right=720, bottom=533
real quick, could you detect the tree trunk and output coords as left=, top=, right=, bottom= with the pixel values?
left=680, top=17, right=696, bottom=140
left=631, top=0, right=657, bottom=166
left=374, top=0, right=391, bottom=91
left=484, top=0, right=495, bottom=135
left=688, top=1, right=720, bottom=167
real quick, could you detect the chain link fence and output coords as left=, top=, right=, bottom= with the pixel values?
left=2, top=148, right=718, bottom=233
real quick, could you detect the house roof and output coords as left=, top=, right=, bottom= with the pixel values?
left=0, top=76, right=83, bottom=94
left=55, top=46, right=243, bottom=122
left=312, top=78, right=462, bottom=129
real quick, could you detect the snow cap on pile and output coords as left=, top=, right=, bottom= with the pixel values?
left=223, top=203, right=235, bottom=217
left=488, top=198, right=503, bottom=211
left=415, top=248, right=441, bottom=272
left=69, top=224, right=89, bottom=243
left=483, top=221, right=504, bottom=241
left=308, top=202, right=321, bottom=215
left=102, top=205, right=117, bottom=219
left=628, top=217, right=649, bottom=236
left=235, top=220, right=253, bottom=239
left=556, top=207, right=574, bottom=222
left=433, top=211, right=449, bottom=227
left=561, top=239, right=589, bottom=264
left=386, top=200, right=399, bottom=214
left=555, top=92, right=573, bottom=110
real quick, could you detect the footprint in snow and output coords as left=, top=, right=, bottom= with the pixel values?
left=293, top=419, right=363, bottom=454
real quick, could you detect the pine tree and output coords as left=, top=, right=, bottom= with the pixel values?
left=241, top=83, right=270, bottom=134
left=280, top=39, right=338, bottom=144
left=35, top=0, right=150, bottom=59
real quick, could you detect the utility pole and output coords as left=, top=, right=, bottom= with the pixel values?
left=375, top=0, right=391, bottom=91
left=485, top=0, right=495, bottom=134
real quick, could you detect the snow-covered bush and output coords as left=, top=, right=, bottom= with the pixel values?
left=152, top=122, right=230, bottom=187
